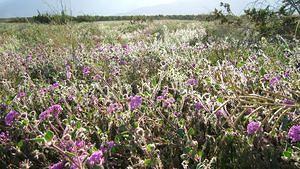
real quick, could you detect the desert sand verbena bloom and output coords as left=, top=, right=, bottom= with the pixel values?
left=288, top=125, right=300, bottom=142
left=5, top=110, right=19, bottom=126
left=247, top=121, right=261, bottom=135
left=129, top=95, right=142, bottom=110
left=39, top=104, right=63, bottom=121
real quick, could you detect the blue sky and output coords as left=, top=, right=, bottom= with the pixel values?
left=0, top=0, right=276, bottom=18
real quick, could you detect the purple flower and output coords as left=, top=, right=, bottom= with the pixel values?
left=129, top=96, right=142, bottom=110
left=263, top=74, right=270, bottom=81
left=173, top=112, right=181, bottom=117
left=5, top=110, right=19, bottom=126
left=282, top=99, right=295, bottom=106
left=186, top=78, right=198, bottom=86
left=284, top=71, right=290, bottom=78
left=88, top=150, right=105, bottom=166
left=245, top=108, right=253, bottom=115
left=195, top=102, right=204, bottom=111
left=66, top=71, right=72, bottom=80
left=269, top=76, right=280, bottom=87
left=0, top=132, right=10, bottom=143
left=162, top=87, right=168, bottom=97
left=83, top=67, right=91, bottom=76
left=66, top=65, right=72, bottom=79
left=51, top=82, right=60, bottom=90
left=49, top=105, right=63, bottom=117
left=162, top=98, right=175, bottom=108
left=191, top=63, right=196, bottom=68
left=107, top=103, right=119, bottom=113
left=39, top=104, right=63, bottom=121
left=67, top=95, right=75, bottom=102
left=215, top=110, right=224, bottom=119
left=122, top=44, right=129, bottom=50
left=107, top=141, right=116, bottom=149
left=119, top=59, right=126, bottom=65
left=156, top=96, right=164, bottom=101
left=40, top=88, right=48, bottom=95
left=75, top=140, right=85, bottom=149
left=247, top=121, right=261, bottom=135
left=288, top=125, right=300, bottom=142
left=17, top=92, right=26, bottom=98
left=50, top=161, right=65, bottom=169
left=39, top=111, right=50, bottom=121
left=93, top=74, right=101, bottom=81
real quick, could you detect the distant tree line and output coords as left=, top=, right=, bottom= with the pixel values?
left=212, top=1, right=300, bottom=39
left=2, top=14, right=217, bottom=24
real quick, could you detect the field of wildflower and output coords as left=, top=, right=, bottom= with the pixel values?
left=0, top=20, right=299, bottom=168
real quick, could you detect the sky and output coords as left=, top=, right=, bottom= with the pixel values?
left=0, top=0, right=276, bottom=18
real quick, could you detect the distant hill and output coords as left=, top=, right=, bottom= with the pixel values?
left=0, top=0, right=256, bottom=18
left=121, top=0, right=218, bottom=15
left=120, top=0, right=250, bottom=16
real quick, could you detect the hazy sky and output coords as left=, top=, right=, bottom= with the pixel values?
left=0, top=0, right=276, bottom=18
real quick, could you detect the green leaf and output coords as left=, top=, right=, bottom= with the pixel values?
left=146, top=144, right=155, bottom=152
left=237, top=61, right=245, bottom=68
left=44, top=130, right=54, bottom=142
left=21, top=120, right=29, bottom=126
left=260, top=67, right=266, bottom=76
left=111, top=147, right=117, bottom=153
left=144, top=159, right=153, bottom=167
left=217, top=97, right=224, bottom=103
left=177, top=128, right=185, bottom=138
left=184, top=147, right=193, bottom=154
left=32, top=137, right=45, bottom=143
left=282, top=148, right=292, bottom=159
left=197, top=150, right=203, bottom=157
left=188, top=128, right=196, bottom=136
left=76, top=122, right=82, bottom=129
left=17, top=140, right=24, bottom=149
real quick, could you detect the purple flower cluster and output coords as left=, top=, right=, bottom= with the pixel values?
left=39, top=104, right=63, bottom=121
left=66, top=65, right=72, bottom=79
left=195, top=102, right=204, bottom=111
left=51, top=82, right=60, bottom=90
left=93, top=74, right=101, bottom=81
left=87, top=150, right=105, bottom=166
left=50, top=161, right=65, bottom=169
left=75, top=140, right=85, bottom=149
left=162, top=98, right=176, bottom=108
left=82, top=67, right=91, bottom=76
left=282, top=98, right=295, bottom=106
left=269, top=76, right=280, bottom=87
left=17, top=92, right=26, bottom=98
left=215, top=110, right=224, bottom=119
left=247, top=121, right=261, bottom=135
left=107, top=103, right=121, bottom=113
left=284, top=71, right=290, bottom=78
left=107, top=141, right=116, bottom=149
left=156, top=87, right=177, bottom=108
left=40, top=88, right=49, bottom=95
left=173, top=111, right=181, bottom=117
left=0, top=131, right=10, bottom=143
left=129, top=95, right=142, bottom=110
left=186, top=78, right=198, bottom=86
left=5, top=110, right=19, bottom=126
left=288, top=125, right=300, bottom=142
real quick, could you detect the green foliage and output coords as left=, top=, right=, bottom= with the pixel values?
left=244, top=6, right=300, bottom=39
left=32, top=11, right=72, bottom=24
